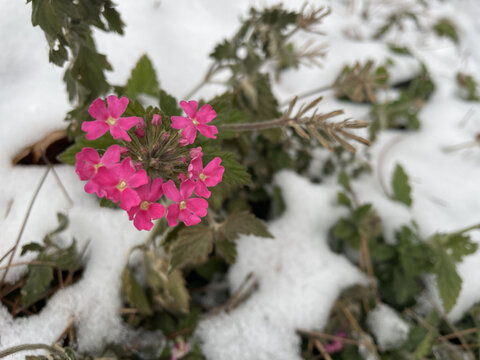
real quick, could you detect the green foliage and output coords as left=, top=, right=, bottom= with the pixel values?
left=374, top=10, right=421, bottom=39
left=223, top=211, right=274, bottom=240
left=457, top=73, right=480, bottom=101
left=333, top=60, right=389, bottom=103
left=370, top=64, right=435, bottom=140
left=433, top=18, right=459, bottom=43
left=125, top=55, right=160, bottom=98
left=122, top=266, right=152, bottom=315
left=17, top=213, right=83, bottom=308
left=169, top=226, right=214, bottom=271
left=391, top=164, right=412, bottom=206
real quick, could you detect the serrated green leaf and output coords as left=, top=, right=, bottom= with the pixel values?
left=159, top=89, right=181, bottom=116
left=433, top=244, right=462, bottom=313
left=58, top=133, right=119, bottom=165
left=203, top=149, right=251, bottom=186
left=102, top=1, right=124, bottom=34
left=334, top=218, right=360, bottom=248
left=441, top=233, right=478, bottom=262
left=169, top=226, right=214, bottom=271
left=21, top=261, right=54, bottom=307
left=99, top=197, right=119, bottom=209
left=122, top=267, right=152, bottom=315
left=125, top=55, right=159, bottom=98
left=215, top=239, right=237, bottom=264
left=433, top=18, right=459, bottom=43
left=391, top=164, right=412, bottom=206
left=338, top=171, right=351, bottom=191
left=224, top=211, right=273, bottom=240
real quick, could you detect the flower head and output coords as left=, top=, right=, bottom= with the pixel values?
left=188, top=156, right=224, bottom=198
left=171, top=100, right=218, bottom=145
left=93, top=157, right=148, bottom=210
left=75, top=145, right=125, bottom=197
left=163, top=179, right=208, bottom=226
left=127, top=178, right=165, bottom=231
left=81, top=95, right=141, bottom=142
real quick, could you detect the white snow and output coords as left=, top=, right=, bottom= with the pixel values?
left=1, top=0, right=480, bottom=359
left=367, top=304, right=410, bottom=351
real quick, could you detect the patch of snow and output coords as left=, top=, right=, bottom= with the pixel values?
left=367, top=304, right=410, bottom=350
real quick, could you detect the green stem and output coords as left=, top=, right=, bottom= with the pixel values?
left=0, top=343, right=70, bottom=360
left=219, top=117, right=290, bottom=132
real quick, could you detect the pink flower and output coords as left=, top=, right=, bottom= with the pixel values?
left=93, top=157, right=148, bottom=210
left=134, top=117, right=146, bottom=138
left=75, top=145, right=124, bottom=197
left=324, top=331, right=346, bottom=354
left=170, top=338, right=191, bottom=360
left=171, top=100, right=218, bottom=145
left=81, top=95, right=141, bottom=142
left=163, top=179, right=208, bottom=227
left=152, top=114, right=162, bottom=126
left=189, top=146, right=203, bottom=159
left=127, top=178, right=165, bottom=231
left=188, top=156, right=224, bottom=198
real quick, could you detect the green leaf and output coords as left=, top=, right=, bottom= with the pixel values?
left=215, top=239, right=237, bottom=264
left=203, top=149, right=251, bottom=186
left=337, top=192, right=352, bottom=208
left=21, top=242, right=44, bottom=256
left=122, top=267, right=152, bottom=315
left=442, top=233, right=478, bottom=262
left=224, top=211, right=273, bottom=240
left=55, top=239, right=80, bottom=271
left=391, top=164, right=412, bottom=206
left=125, top=55, right=159, bottom=98
left=48, top=212, right=69, bottom=237
left=21, top=261, right=54, bottom=307
left=169, top=226, right=214, bottom=271
left=102, top=1, right=124, bottom=34
left=338, top=171, right=351, bottom=191
left=58, top=133, right=119, bottom=165
left=433, top=18, right=459, bottom=43
left=334, top=218, right=360, bottom=248
left=99, top=198, right=119, bottom=209
left=159, top=89, right=181, bottom=116
left=433, top=244, right=462, bottom=313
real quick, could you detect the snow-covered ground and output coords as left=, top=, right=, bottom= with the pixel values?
left=1, top=0, right=480, bottom=359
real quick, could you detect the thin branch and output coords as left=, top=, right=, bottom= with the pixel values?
left=296, top=329, right=360, bottom=345
left=41, top=152, right=74, bottom=206
left=343, top=307, right=379, bottom=358
left=0, top=168, right=50, bottom=285
left=313, top=339, right=333, bottom=360
left=0, top=343, right=70, bottom=360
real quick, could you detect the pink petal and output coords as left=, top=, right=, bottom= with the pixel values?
left=188, top=157, right=203, bottom=179
left=148, top=178, right=164, bottom=202
left=166, top=203, right=180, bottom=227
left=116, top=158, right=136, bottom=180
left=163, top=180, right=181, bottom=202
left=76, top=162, right=95, bottom=181
left=105, top=187, right=121, bottom=203
left=152, top=114, right=162, bottom=126
left=77, top=147, right=101, bottom=164
left=148, top=203, right=165, bottom=219
left=179, top=179, right=195, bottom=200
left=128, top=169, right=148, bottom=188
left=101, top=145, right=122, bottom=165
left=181, top=211, right=201, bottom=226
left=171, top=116, right=191, bottom=130
left=194, top=181, right=211, bottom=198
left=110, top=125, right=132, bottom=142
left=186, top=198, right=208, bottom=217
left=134, top=183, right=150, bottom=200
left=189, top=147, right=203, bottom=159
left=120, top=188, right=141, bottom=210
left=88, top=98, right=108, bottom=121
left=128, top=205, right=140, bottom=220
left=196, top=123, right=218, bottom=139
left=82, top=120, right=110, bottom=140
left=107, top=95, right=129, bottom=119
left=179, top=100, right=198, bottom=118
left=133, top=210, right=154, bottom=231
left=196, top=104, right=216, bottom=124
left=92, top=167, right=118, bottom=187
left=84, top=180, right=104, bottom=197
left=181, top=124, right=197, bottom=144
left=118, top=116, right=141, bottom=131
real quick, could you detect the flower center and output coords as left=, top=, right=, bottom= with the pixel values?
left=94, top=163, right=103, bottom=172
left=199, top=173, right=206, bottom=181
left=140, top=201, right=150, bottom=210
left=179, top=200, right=187, bottom=210
left=106, top=116, right=117, bottom=126
left=116, top=180, right=127, bottom=191
left=192, top=118, right=199, bottom=126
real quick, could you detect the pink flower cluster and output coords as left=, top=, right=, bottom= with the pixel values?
left=75, top=96, right=224, bottom=231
